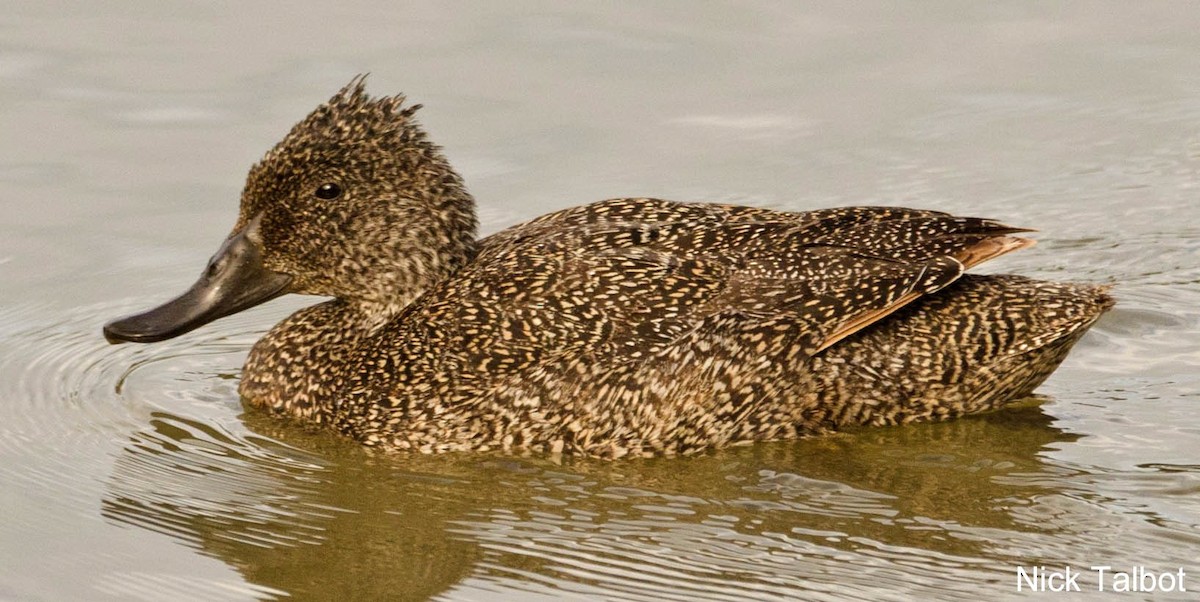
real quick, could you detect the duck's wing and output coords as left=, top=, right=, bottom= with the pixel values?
left=462, top=200, right=1033, bottom=372
left=681, top=213, right=1034, bottom=354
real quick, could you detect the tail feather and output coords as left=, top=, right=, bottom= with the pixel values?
left=809, top=275, right=1113, bottom=427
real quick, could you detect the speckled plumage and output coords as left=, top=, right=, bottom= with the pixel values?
left=217, top=79, right=1112, bottom=458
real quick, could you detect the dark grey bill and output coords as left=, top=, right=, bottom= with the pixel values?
left=103, top=216, right=291, bottom=344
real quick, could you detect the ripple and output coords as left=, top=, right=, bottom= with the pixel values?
left=0, top=303, right=147, bottom=506
left=457, top=487, right=1004, bottom=602
left=0, top=299, right=272, bottom=437
left=102, top=412, right=335, bottom=551
left=0, top=296, right=323, bottom=553
left=92, top=571, right=286, bottom=602
left=451, top=455, right=1200, bottom=602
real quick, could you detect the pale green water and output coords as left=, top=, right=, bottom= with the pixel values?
left=2, top=3, right=1199, bottom=601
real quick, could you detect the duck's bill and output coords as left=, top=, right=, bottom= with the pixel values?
left=102, top=217, right=291, bottom=344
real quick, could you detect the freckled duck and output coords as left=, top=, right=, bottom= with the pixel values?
left=104, top=78, right=1113, bottom=458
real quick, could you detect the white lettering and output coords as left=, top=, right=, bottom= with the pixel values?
left=1017, top=566, right=1038, bottom=592
left=1092, top=566, right=1110, bottom=591
left=1016, top=566, right=1080, bottom=592
left=1113, top=570, right=1130, bottom=592
left=1139, top=566, right=1159, bottom=591
left=1064, top=566, right=1080, bottom=591
left=1047, top=569, right=1063, bottom=591
left=1161, top=571, right=1178, bottom=592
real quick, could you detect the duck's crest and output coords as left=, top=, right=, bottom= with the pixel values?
left=238, top=75, right=441, bottom=227
left=270, top=74, right=425, bottom=155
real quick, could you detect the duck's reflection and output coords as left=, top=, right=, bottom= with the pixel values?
left=102, top=401, right=1080, bottom=599
left=103, top=411, right=483, bottom=600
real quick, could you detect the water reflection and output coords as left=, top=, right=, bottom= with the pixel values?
left=102, top=402, right=1084, bottom=600
left=103, top=412, right=480, bottom=601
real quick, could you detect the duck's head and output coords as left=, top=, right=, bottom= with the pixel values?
left=103, top=76, right=478, bottom=344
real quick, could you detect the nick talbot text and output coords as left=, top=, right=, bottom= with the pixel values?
left=1015, top=565, right=1186, bottom=593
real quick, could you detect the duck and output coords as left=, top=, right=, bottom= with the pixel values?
left=103, top=77, right=1114, bottom=458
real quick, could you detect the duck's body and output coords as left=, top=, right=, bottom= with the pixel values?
left=240, top=199, right=1110, bottom=457
left=105, top=79, right=1112, bottom=458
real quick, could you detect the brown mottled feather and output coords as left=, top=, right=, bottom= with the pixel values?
left=221, top=80, right=1114, bottom=458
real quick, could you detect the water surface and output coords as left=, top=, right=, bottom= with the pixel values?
left=2, top=3, right=1199, bottom=600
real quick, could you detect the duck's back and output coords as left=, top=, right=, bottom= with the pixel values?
left=341, top=199, right=1111, bottom=456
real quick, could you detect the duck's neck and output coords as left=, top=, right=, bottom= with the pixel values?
left=240, top=224, right=480, bottom=426
left=341, top=188, right=480, bottom=327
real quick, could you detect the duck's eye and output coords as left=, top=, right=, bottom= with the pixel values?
left=315, top=183, right=342, bottom=200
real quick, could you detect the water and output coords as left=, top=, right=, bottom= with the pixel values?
left=2, top=2, right=1199, bottom=600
